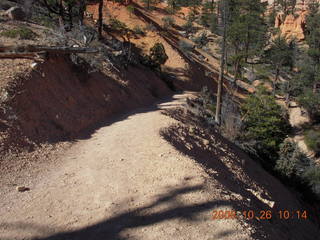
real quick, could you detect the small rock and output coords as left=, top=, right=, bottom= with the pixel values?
left=30, top=62, right=38, bottom=69
left=113, top=50, right=123, bottom=57
left=203, top=139, right=210, bottom=146
left=16, top=186, right=30, bottom=192
left=6, top=7, right=25, bottom=21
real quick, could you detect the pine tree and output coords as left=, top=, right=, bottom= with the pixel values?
left=226, top=0, right=267, bottom=81
left=264, top=35, right=294, bottom=95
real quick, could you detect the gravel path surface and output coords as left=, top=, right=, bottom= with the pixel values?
left=0, top=93, right=251, bottom=240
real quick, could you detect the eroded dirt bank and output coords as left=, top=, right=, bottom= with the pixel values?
left=0, top=54, right=171, bottom=170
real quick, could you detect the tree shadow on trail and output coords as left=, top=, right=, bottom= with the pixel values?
left=2, top=185, right=235, bottom=240
left=159, top=108, right=320, bottom=240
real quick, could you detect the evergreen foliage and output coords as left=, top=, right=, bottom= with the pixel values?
left=240, top=87, right=291, bottom=164
left=304, top=129, right=320, bottom=155
left=275, top=140, right=310, bottom=179
left=226, top=0, right=268, bottom=80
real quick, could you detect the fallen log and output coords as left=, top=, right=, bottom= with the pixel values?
left=0, top=52, right=46, bottom=60
left=0, top=45, right=98, bottom=54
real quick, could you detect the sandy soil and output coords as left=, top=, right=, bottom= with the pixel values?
left=0, top=93, right=252, bottom=240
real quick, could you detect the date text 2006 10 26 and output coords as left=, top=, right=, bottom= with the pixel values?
left=211, top=209, right=308, bottom=220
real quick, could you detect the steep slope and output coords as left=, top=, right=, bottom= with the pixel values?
left=0, top=54, right=172, bottom=172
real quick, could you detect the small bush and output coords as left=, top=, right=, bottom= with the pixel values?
left=0, top=27, right=36, bottom=40
left=275, top=140, right=311, bottom=179
left=179, top=40, right=194, bottom=53
left=126, top=5, right=135, bottom=16
left=109, top=18, right=128, bottom=32
left=133, top=25, right=145, bottom=35
left=144, top=24, right=157, bottom=32
left=182, top=20, right=194, bottom=34
left=304, top=129, right=320, bottom=155
left=303, top=167, right=320, bottom=196
left=162, top=16, right=175, bottom=29
left=192, top=32, right=208, bottom=48
left=141, top=42, right=168, bottom=70
left=297, top=90, right=320, bottom=122
left=149, top=42, right=168, bottom=66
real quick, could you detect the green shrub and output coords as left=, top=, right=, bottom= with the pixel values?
left=303, top=167, right=320, bottom=196
left=149, top=42, right=168, bottom=66
left=275, top=140, right=311, bottom=179
left=240, top=87, right=291, bottom=164
left=109, top=18, right=128, bottom=32
left=133, top=25, right=145, bottom=35
left=141, top=42, right=168, bottom=70
left=182, top=19, right=194, bottom=34
left=192, top=32, right=208, bottom=48
left=0, top=27, right=36, bottom=40
left=126, top=5, right=135, bottom=16
left=165, top=0, right=181, bottom=14
left=297, top=90, right=320, bottom=122
left=304, top=129, right=320, bottom=155
left=144, top=24, right=157, bottom=32
left=162, top=16, right=175, bottom=29
left=254, top=64, right=272, bottom=81
left=179, top=40, right=194, bottom=52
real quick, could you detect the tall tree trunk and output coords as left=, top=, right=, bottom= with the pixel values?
left=245, top=26, right=250, bottom=63
left=225, top=48, right=228, bottom=74
left=79, top=0, right=86, bottom=26
left=98, top=0, right=103, bottom=39
left=68, top=3, right=73, bottom=30
left=58, top=0, right=65, bottom=32
left=274, top=66, right=280, bottom=96
left=215, top=0, right=228, bottom=125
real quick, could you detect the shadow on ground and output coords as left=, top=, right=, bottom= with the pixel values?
left=159, top=107, right=320, bottom=240
left=1, top=184, right=235, bottom=240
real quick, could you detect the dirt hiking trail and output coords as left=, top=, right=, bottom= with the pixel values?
left=1, top=93, right=320, bottom=240
left=0, top=93, right=251, bottom=240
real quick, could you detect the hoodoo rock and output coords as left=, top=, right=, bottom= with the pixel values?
left=271, top=0, right=319, bottom=40
left=276, top=11, right=307, bottom=41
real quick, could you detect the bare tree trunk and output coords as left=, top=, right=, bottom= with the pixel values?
left=245, top=26, right=250, bottom=63
left=215, top=0, right=228, bottom=125
left=0, top=45, right=98, bottom=54
left=79, top=0, right=86, bottom=26
left=58, top=0, right=65, bottom=32
left=274, top=67, right=280, bottom=96
left=68, top=3, right=73, bottom=30
left=98, top=0, right=103, bottom=39
left=225, top=48, right=228, bottom=74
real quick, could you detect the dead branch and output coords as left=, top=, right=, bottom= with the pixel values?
left=0, top=52, right=42, bottom=60
left=0, top=45, right=98, bottom=54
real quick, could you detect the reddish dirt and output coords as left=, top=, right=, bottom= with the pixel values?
left=85, top=1, right=216, bottom=91
left=0, top=54, right=171, bottom=173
